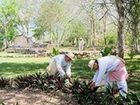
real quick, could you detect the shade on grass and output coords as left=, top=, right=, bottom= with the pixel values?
left=0, top=63, right=48, bottom=77
left=0, top=57, right=49, bottom=77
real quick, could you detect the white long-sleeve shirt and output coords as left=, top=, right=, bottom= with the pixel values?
left=92, top=55, right=121, bottom=86
left=53, top=54, right=71, bottom=77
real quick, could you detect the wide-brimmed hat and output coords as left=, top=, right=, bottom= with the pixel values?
left=88, top=60, right=95, bottom=70
left=66, top=52, right=74, bottom=60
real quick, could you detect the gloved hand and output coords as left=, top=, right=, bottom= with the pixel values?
left=64, top=79, right=72, bottom=88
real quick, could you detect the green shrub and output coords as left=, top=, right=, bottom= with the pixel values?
left=128, top=51, right=136, bottom=59
left=13, top=72, right=65, bottom=92
left=14, top=72, right=47, bottom=89
left=100, top=46, right=113, bottom=56
left=0, top=35, right=4, bottom=49
left=1, top=73, right=140, bottom=105
left=70, top=79, right=140, bottom=105
left=52, top=48, right=60, bottom=56
left=0, top=77, right=11, bottom=89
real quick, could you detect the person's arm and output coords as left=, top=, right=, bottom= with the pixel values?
left=66, top=64, right=73, bottom=83
left=94, top=62, right=107, bottom=86
left=92, top=71, right=99, bottom=82
left=66, top=64, right=71, bottom=77
left=88, top=71, right=99, bottom=89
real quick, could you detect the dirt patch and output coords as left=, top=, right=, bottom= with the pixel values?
left=0, top=89, right=77, bottom=105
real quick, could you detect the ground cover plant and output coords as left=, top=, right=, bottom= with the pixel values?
left=0, top=74, right=140, bottom=105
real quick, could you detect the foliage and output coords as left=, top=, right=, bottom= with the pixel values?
left=0, top=35, right=4, bottom=48
left=127, top=0, right=140, bottom=53
left=16, top=0, right=35, bottom=36
left=0, top=0, right=19, bottom=41
left=1, top=74, right=140, bottom=105
left=100, top=33, right=117, bottom=56
left=105, top=33, right=117, bottom=45
left=125, top=33, right=132, bottom=47
left=35, top=0, right=69, bottom=46
left=67, top=20, right=87, bottom=45
left=13, top=72, right=65, bottom=92
left=127, top=0, right=140, bottom=21
left=14, top=72, right=46, bottom=89
left=100, top=46, right=113, bottom=56
left=127, top=0, right=140, bottom=27
left=71, top=80, right=102, bottom=105
left=0, top=57, right=140, bottom=104
left=0, top=58, right=140, bottom=93
left=33, top=26, right=45, bottom=40
left=128, top=51, right=136, bottom=59
left=51, top=47, right=60, bottom=57
left=0, top=77, right=11, bottom=89
left=71, top=80, right=140, bottom=105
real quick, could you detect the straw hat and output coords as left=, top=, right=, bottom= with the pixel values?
left=66, top=52, right=74, bottom=60
left=88, top=60, right=95, bottom=69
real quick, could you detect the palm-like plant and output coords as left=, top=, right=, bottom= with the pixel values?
left=0, top=77, right=11, bottom=89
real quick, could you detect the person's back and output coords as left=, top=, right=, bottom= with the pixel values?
left=52, top=54, right=65, bottom=64
left=98, top=55, right=120, bottom=72
left=53, top=54, right=70, bottom=70
left=47, top=54, right=68, bottom=76
left=47, top=53, right=74, bottom=78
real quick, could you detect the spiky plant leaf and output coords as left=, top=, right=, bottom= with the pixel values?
left=0, top=77, right=11, bottom=88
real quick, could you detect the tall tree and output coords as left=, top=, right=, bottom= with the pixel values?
left=0, top=0, right=19, bottom=47
left=115, top=0, right=126, bottom=58
left=16, top=0, right=35, bottom=37
left=80, top=0, right=96, bottom=47
left=35, top=0, right=70, bottom=47
left=127, top=0, right=140, bottom=53
left=67, top=20, right=87, bottom=46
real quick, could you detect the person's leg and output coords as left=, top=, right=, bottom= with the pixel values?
left=116, top=80, right=128, bottom=97
left=81, top=45, right=84, bottom=50
left=79, top=46, right=81, bottom=51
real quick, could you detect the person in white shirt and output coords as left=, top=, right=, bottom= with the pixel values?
left=78, top=38, right=85, bottom=51
left=88, top=55, right=128, bottom=97
left=47, top=52, right=74, bottom=84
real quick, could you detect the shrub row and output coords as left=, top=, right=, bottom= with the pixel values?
left=0, top=73, right=140, bottom=105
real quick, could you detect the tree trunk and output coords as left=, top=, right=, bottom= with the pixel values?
left=3, top=39, right=9, bottom=49
left=131, top=21, right=139, bottom=53
left=90, top=17, right=96, bottom=47
left=115, top=0, right=125, bottom=58
left=103, top=15, right=107, bottom=45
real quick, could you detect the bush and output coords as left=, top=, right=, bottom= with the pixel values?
left=13, top=73, right=65, bottom=92
left=1, top=73, right=140, bottom=105
left=100, top=46, right=113, bottom=57
left=128, top=51, right=136, bottom=59
left=70, top=80, right=140, bottom=105
left=0, top=35, right=4, bottom=49
left=51, top=48, right=60, bottom=56
left=14, top=72, right=47, bottom=89
left=0, top=77, right=11, bottom=89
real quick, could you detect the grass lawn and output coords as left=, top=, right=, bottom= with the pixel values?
left=0, top=57, right=50, bottom=77
left=0, top=53, right=140, bottom=94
